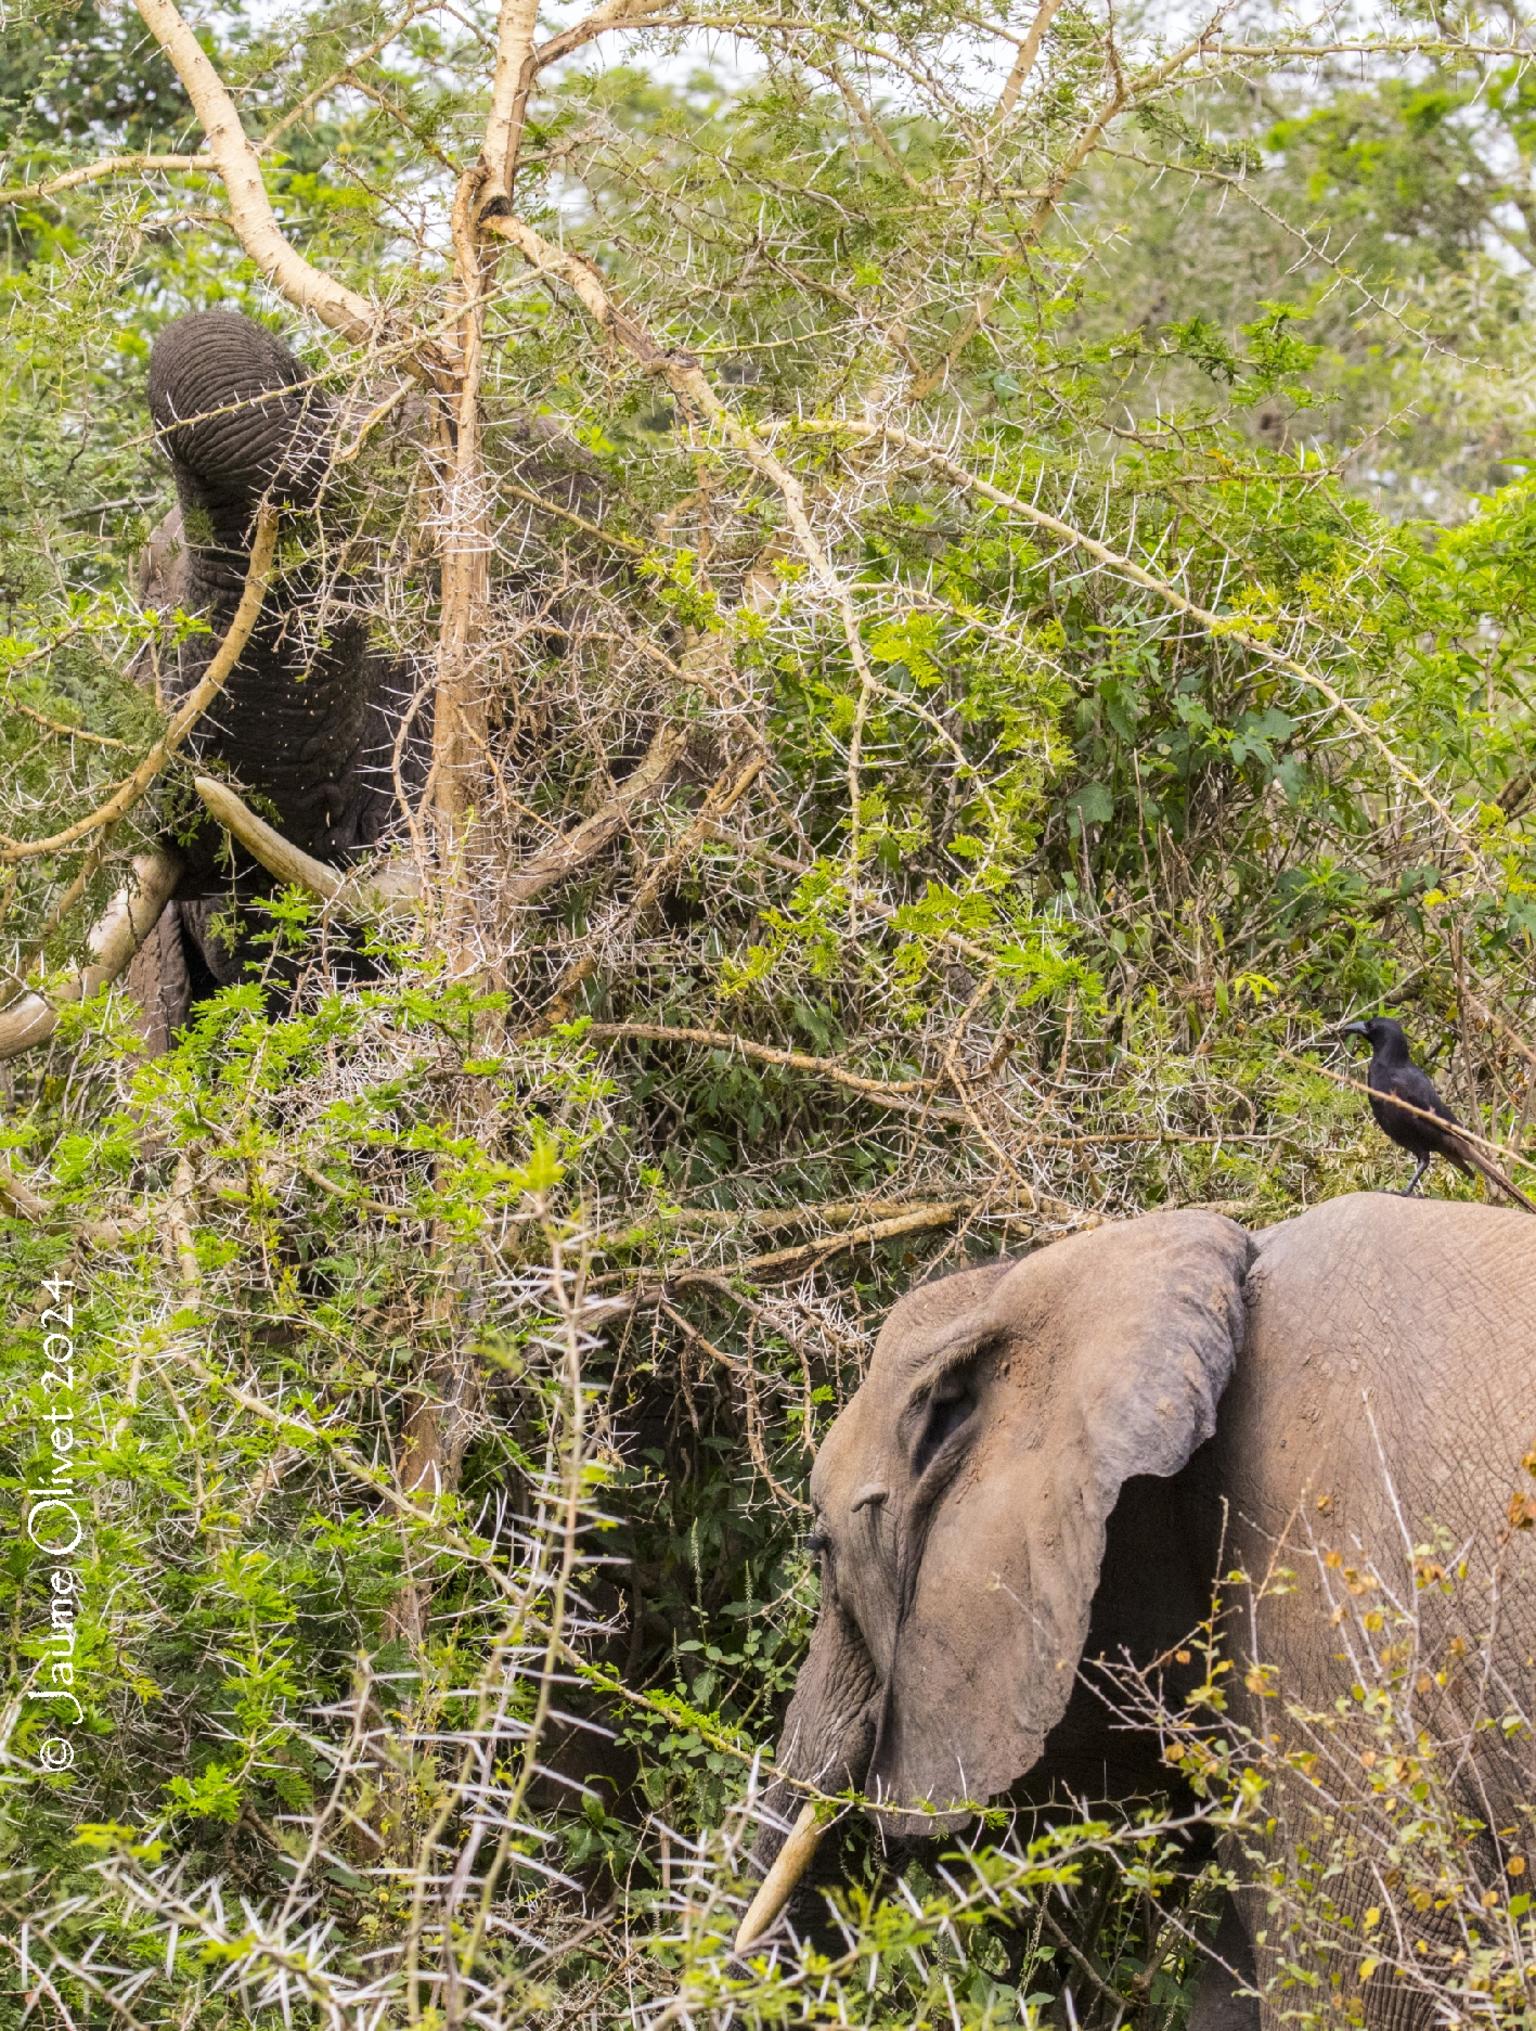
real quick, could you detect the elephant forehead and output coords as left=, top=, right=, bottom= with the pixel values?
left=809, top=1387, right=882, bottom=1510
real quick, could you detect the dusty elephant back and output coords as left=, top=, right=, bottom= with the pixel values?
left=1221, top=1190, right=1536, bottom=1811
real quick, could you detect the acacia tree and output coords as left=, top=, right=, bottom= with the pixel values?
left=6, top=1, right=1536, bottom=2023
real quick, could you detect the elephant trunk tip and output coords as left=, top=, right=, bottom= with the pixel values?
left=734, top=1799, right=824, bottom=1953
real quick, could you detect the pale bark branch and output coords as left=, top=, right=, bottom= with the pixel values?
left=427, top=175, right=496, bottom=837
left=505, top=723, right=685, bottom=906
left=132, top=0, right=377, bottom=338
left=0, top=153, right=213, bottom=204
left=532, top=0, right=680, bottom=73
left=608, top=1187, right=1102, bottom=1292
left=0, top=850, right=183, bottom=1060
left=258, top=1, right=426, bottom=154
left=429, top=0, right=549, bottom=844
left=9, top=697, right=132, bottom=751
left=0, top=512, right=278, bottom=864
left=581, top=1018, right=951, bottom=1112
left=481, top=0, right=542, bottom=199
left=634, top=1193, right=980, bottom=1236
left=668, top=1199, right=980, bottom=1281
left=995, top=0, right=1065, bottom=119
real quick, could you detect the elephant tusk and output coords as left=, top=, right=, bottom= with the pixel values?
left=735, top=1799, right=825, bottom=1952
left=194, top=775, right=344, bottom=900
left=192, top=777, right=419, bottom=918
left=0, top=848, right=183, bottom=1060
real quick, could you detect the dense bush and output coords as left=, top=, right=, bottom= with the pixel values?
left=5, top=2, right=1536, bottom=2022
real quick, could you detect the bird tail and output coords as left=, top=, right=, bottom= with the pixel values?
left=1461, top=1142, right=1536, bottom=1214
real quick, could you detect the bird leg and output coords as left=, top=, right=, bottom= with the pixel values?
left=1399, top=1157, right=1430, bottom=1197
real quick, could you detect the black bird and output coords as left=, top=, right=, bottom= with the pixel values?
left=1340, top=1016, right=1536, bottom=1212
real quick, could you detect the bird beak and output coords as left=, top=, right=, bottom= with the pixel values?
left=1338, top=1022, right=1369, bottom=1039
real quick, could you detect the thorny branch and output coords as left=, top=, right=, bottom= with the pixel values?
left=0, top=510, right=277, bottom=862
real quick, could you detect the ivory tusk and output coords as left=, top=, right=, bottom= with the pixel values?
left=735, top=1799, right=824, bottom=1952
left=192, top=777, right=419, bottom=917
left=193, top=777, right=344, bottom=900
left=0, top=848, right=182, bottom=1060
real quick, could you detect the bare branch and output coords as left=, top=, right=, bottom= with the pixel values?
left=532, top=0, right=681, bottom=73
left=617, top=1187, right=1100, bottom=1291
left=581, top=1018, right=954, bottom=1115
left=481, top=0, right=542, bottom=200
left=995, top=0, right=1065, bottom=119
left=505, top=723, right=685, bottom=906
left=911, top=18, right=1241, bottom=398
left=0, top=153, right=213, bottom=204
left=0, top=850, right=182, bottom=1060
left=131, top=0, right=377, bottom=338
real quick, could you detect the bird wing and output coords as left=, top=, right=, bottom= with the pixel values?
left=1388, top=1061, right=1461, bottom=1128
left=1394, top=1065, right=1536, bottom=1212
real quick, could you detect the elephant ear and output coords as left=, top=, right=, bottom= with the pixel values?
left=867, top=1212, right=1250, bottom=1830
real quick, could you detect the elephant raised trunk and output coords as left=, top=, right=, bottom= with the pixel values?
left=140, top=310, right=423, bottom=927
left=148, top=309, right=335, bottom=553
left=117, top=308, right=432, bottom=1023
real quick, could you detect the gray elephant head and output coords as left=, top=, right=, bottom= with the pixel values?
left=735, top=1194, right=1536, bottom=2024
left=742, top=1215, right=1248, bottom=1902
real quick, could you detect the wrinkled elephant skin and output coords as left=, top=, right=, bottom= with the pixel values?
left=133, top=309, right=425, bottom=1025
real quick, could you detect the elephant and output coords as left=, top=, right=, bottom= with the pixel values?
left=731, top=1192, right=1536, bottom=2026
left=0, top=300, right=638, bottom=1062
left=127, top=306, right=429, bottom=1040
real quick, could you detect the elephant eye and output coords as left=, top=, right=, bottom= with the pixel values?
left=804, top=1527, right=830, bottom=1557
